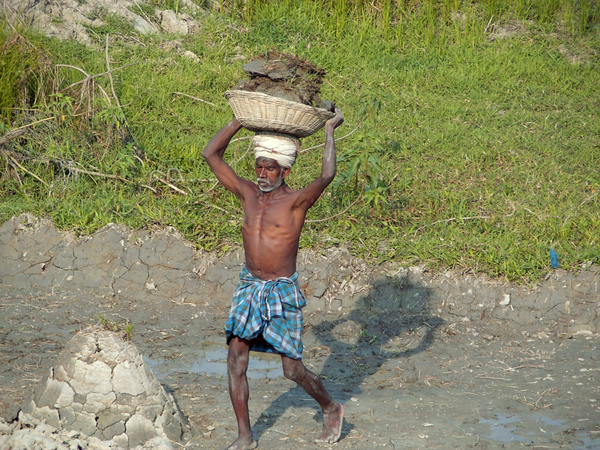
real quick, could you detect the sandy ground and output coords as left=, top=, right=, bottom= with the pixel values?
left=1, top=216, right=599, bottom=449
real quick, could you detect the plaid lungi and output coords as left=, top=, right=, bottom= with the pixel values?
left=225, top=266, right=307, bottom=360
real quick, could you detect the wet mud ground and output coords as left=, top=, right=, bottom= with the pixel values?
left=0, top=216, right=599, bottom=449
left=1, top=288, right=599, bottom=450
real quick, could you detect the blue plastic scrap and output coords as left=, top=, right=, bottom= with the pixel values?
left=550, top=249, right=559, bottom=269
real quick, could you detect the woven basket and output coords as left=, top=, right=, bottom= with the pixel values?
left=225, top=90, right=335, bottom=138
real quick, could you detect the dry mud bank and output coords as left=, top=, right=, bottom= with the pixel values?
left=0, top=214, right=599, bottom=449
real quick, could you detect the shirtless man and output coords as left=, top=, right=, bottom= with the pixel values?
left=202, top=108, right=344, bottom=450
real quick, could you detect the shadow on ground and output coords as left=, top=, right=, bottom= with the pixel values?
left=251, top=275, right=444, bottom=443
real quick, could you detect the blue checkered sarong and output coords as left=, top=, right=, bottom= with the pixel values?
left=225, top=266, right=307, bottom=360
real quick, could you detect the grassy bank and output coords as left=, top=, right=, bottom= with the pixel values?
left=1, top=0, right=599, bottom=282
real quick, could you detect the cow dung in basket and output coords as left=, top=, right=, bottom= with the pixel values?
left=227, top=51, right=336, bottom=139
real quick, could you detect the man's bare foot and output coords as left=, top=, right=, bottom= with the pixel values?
left=315, top=402, right=343, bottom=444
left=224, top=436, right=258, bottom=450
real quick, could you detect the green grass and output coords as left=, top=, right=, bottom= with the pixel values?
left=1, top=0, right=599, bottom=283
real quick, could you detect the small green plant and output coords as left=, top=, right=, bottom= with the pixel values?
left=97, top=314, right=134, bottom=340
left=97, top=313, right=120, bottom=332
left=48, top=93, right=75, bottom=121
left=333, top=134, right=389, bottom=212
left=109, top=143, right=138, bottom=178
left=124, top=320, right=135, bottom=341
left=96, top=103, right=125, bottom=127
left=359, top=329, right=378, bottom=345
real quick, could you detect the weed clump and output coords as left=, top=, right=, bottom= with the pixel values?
left=1, top=29, right=135, bottom=191
left=0, top=32, right=55, bottom=125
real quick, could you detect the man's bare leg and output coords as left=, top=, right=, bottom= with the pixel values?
left=226, top=337, right=258, bottom=450
left=281, top=356, right=344, bottom=444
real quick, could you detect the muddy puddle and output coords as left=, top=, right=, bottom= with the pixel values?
left=144, top=337, right=284, bottom=381
left=481, top=413, right=600, bottom=449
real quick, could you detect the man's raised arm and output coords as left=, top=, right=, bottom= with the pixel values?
left=296, top=108, right=344, bottom=210
left=201, top=119, right=247, bottom=198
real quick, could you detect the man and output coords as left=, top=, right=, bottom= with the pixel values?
left=202, top=107, right=344, bottom=450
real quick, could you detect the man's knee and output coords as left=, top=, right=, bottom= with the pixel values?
left=228, top=356, right=249, bottom=378
left=282, top=359, right=306, bottom=382
left=227, top=339, right=250, bottom=376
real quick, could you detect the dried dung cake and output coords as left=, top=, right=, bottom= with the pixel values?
left=231, top=51, right=334, bottom=111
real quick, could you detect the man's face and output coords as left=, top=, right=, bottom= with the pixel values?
left=255, top=157, right=288, bottom=192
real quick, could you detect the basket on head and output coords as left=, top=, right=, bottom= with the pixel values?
left=225, top=90, right=335, bottom=138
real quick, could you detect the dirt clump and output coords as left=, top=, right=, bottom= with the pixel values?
left=232, top=51, right=334, bottom=111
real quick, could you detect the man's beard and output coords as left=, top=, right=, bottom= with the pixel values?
left=257, top=173, right=283, bottom=192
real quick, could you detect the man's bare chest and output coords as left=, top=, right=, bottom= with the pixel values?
left=243, top=196, right=300, bottom=231
left=243, top=206, right=291, bottom=229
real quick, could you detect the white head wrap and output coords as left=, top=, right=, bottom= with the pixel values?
left=252, top=133, right=300, bottom=168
